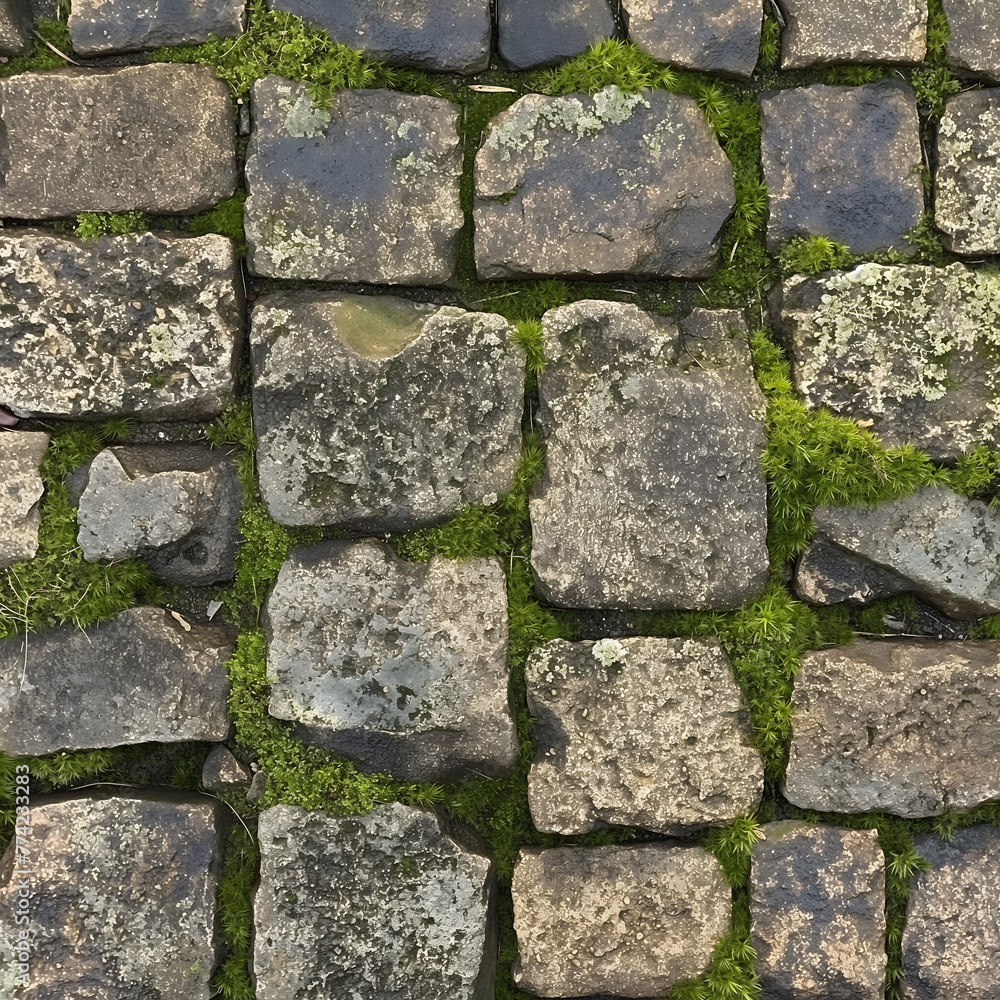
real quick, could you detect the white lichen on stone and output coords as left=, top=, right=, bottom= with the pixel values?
left=397, top=119, right=421, bottom=138
left=591, top=638, right=628, bottom=667
left=277, top=85, right=331, bottom=138
left=395, top=151, right=436, bottom=186
left=261, top=220, right=326, bottom=271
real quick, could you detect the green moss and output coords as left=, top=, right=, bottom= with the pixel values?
left=0, top=17, right=73, bottom=78
left=778, top=235, right=853, bottom=275
left=75, top=211, right=149, bottom=240
left=926, top=0, right=950, bottom=59
left=188, top=192, right=248, bottom=255
left=910, top=65, right=961, bottom=116
left=212, top=822, right=259, bottom=999
left=758, top=18, right=781, bottom=71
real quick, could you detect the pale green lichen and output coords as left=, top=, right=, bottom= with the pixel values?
left=277, top=85, right=331, bottom=138
left=262, top=221, right=324, bottom=271
left=592, top=638, right=627, bottom=667
left=395, top=151, right=436, bottom=186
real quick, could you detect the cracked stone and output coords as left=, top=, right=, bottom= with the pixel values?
left=201, top=745, right=251, bottom=793
left=943, top=0, right=1000, bottom=82
left=0, top=431, right=48, bottom=570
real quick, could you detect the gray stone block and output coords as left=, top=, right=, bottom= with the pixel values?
left=936, top=90, right=1000, bottom=255
left=0, top=0, right=31, bottom=56
left=751, top=823, right=885, bottom=1000
left=0, top=791, right=224, bottom=999
left=0, top=431, right=48, bottom=570
left=245, top=78, right=463, bottom=283
left=760, top=81, right=924, bottom=255
left=474, top=87, right=735, bottom=280
left=263, top=539, right=516, bottom=782
left=77, top=445, right=241, bottom=586
left=0, top=232, right=241, bottom=422
left=0, top=607, right=234, bottom=755
left=0, top=65, right=237, bottom=218
left=530, top=300, right=769, bottom=610
left=777, top=262, right=1000, bottom=460
left=254, top=803, right=497, bottom=1000
left=201, top=745, right=250, bottom=793
left=903, top=826, right=1000, bottom=1000
left=785, top=639, right=1000, bottom=816
left=944, top=0, right=1000, bottom=82
left=265, top=0, right=491, bottom=74
left=498, top=0, right=616, bottom=70
left=622, top=0, right=762, bottom=79
left=250, top=291, right=523, bottom=531
left=795, top=487, right=1000, bottom=619
left=525, top=637, right=763, bottom=835
left=512, top=842, right=730, bottom=997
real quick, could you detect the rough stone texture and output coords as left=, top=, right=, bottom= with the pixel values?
left=474, top=87, right=735, bottom=280
left=0, top=431, right=48, bottom=570
left=760, top=81, right=924, bottom=254
left=69, top=0, right=245, bottom=55
left=251, top=291, right=523, bottom=531
left=512, top=843, right=729, bottom=998
left=795, top=487, right=1000, bottom=619
left=498, top=0, right=616, bottom=70
left=943, top=0, right=1000, bottom=82
left=903, top=826, right=1000, bottom=1000
left=785, top=639, right=1000, bottom=816
left=0, top=0, right=31, bottom=56
left=525, top=637, right=763, bottom=835
left=246, top=77, right=463, bottom=284
left=76, top=445, right=241, bottom=585
left=530, top=301, right=769, bottom=610
left=201, top=745, right=250, bottom=793
left=751, top=823, right=886, bottom=1000
left=622, top=0, right=761, bottom=79
left=0, top=232, right=240, bottom=421
left=779, top=0, right=926, bottom=69
left=265, top=0, right=490, bottom=74
left=263, top=540, right=516, bottom=782
left=936, top=90, right=1000, bottom=255
left=0, top=606, right=234, bottom=755
left=777, top=262, right=1000, bottom=460
left=0, top=791, right=224, bottom=999
left=0, top=65, right=236, bottom=218
left=254, top=803, right=497, bottom=1000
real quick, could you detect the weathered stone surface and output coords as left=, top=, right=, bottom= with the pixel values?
left=785, top=639, right=1000, bottom=816
left=201, top=745, right=250, bottom=793
left=512, top=843, right=729, bottom=998
left=943, top=0, right=1000, bottom=82
left=936, top=90, right=1000, bottom=255
left=255, top=803, right=497, bottom=1000
left=0, top=791, right=224, bottom=998
left=0, top=232, right=240, bottom=421
left=264, top=540, right=516, bottom=782
left=760, top=81, right=924, bottom=254
left=903, top=826, right=1000, bottom=1000
left=0, top=431, right=48, bottom=570
left=474, top=87, right=735, bottom=280
left=245, top=77, right=463, bottom=283
left=796, top=487, right=1000, bottom=619
left=777, top=262, right=1000, bottom=460
left=0, top=606, right=234, bottom=755
left=622, top=0, right=761, bottom=79
left=530, top=301, right=769, bottom=610
left=498, top=0, right=616, bottom=69
left=251, top=291, right=523, bottom=531
left=0, top=65, right=236, bottom=218
left=0, top=0, right=31, bottom=56
left=525, top=637, right=763, bottom=835
left=266, top=0, right=490, bottom=74
left=77, top=445, right=241, bottom=585
left=751, top=823, right=885, bottom=1000
left=779, top=0, right=926, bottom=69
left=69, top=0, right=244, bottom=55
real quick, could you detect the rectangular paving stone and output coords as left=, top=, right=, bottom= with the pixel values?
left=498, top=0, right=616, bottom=70
left=943, top=0, right=1000, bottom=82
left=0, top=430, right=48, bottom=570
left=0, top=64, right=237, bottom=218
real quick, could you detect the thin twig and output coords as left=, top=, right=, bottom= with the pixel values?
left=33, top=30, right=81, bottom=65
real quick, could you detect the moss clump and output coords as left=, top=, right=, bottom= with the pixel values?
left=188, top=192, right=248, bottom=254
left=778, top=235, right=852, bottom=275
left=74, top=211, right=149, bottom=240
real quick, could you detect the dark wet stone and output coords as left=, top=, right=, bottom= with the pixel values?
left=0, top=607, right=234, bottom=755
left=201, top=745, right=250, bottom=793
left=785, top=639, right=1000, bottom=816
left=779, top=0, right=926, bottom=69
left=760, top=80, right=924, bottom=255
left=935, top=89, right=1000, bottom=255
left=0, top=0, right=32, bottom=56
left=622, top=0, right=761, bottom=79
left=498, top=0, right=616, bottom=70
left=69, top=0, right=244, bottom=55
left=0, top=791, right=224, bottom=999
left=474, top=87, right=734, bottom=280
left=512, top=842, right=729, bottom=997
left=943, top=0, right=1000, bottom=82
left=751, top=822, right=885, bottom=1000
left=0, top=431, right=48, bottom=569
left=530, top=301, right=769, bottom=610
left=263, top=539, right=516, bottom=782
left=0, top=232, right=241, bottom=422
left=250, top=291, right=523, bottom=531
left=903, top=827, right=1000, bottom=1000
left=255, top=803, right=497, bottom=999
left=245, top=77, right=463, bottom=283
left=0, top=65, right=236, bottom=218
left=265, top=0, right=490, bottom=74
